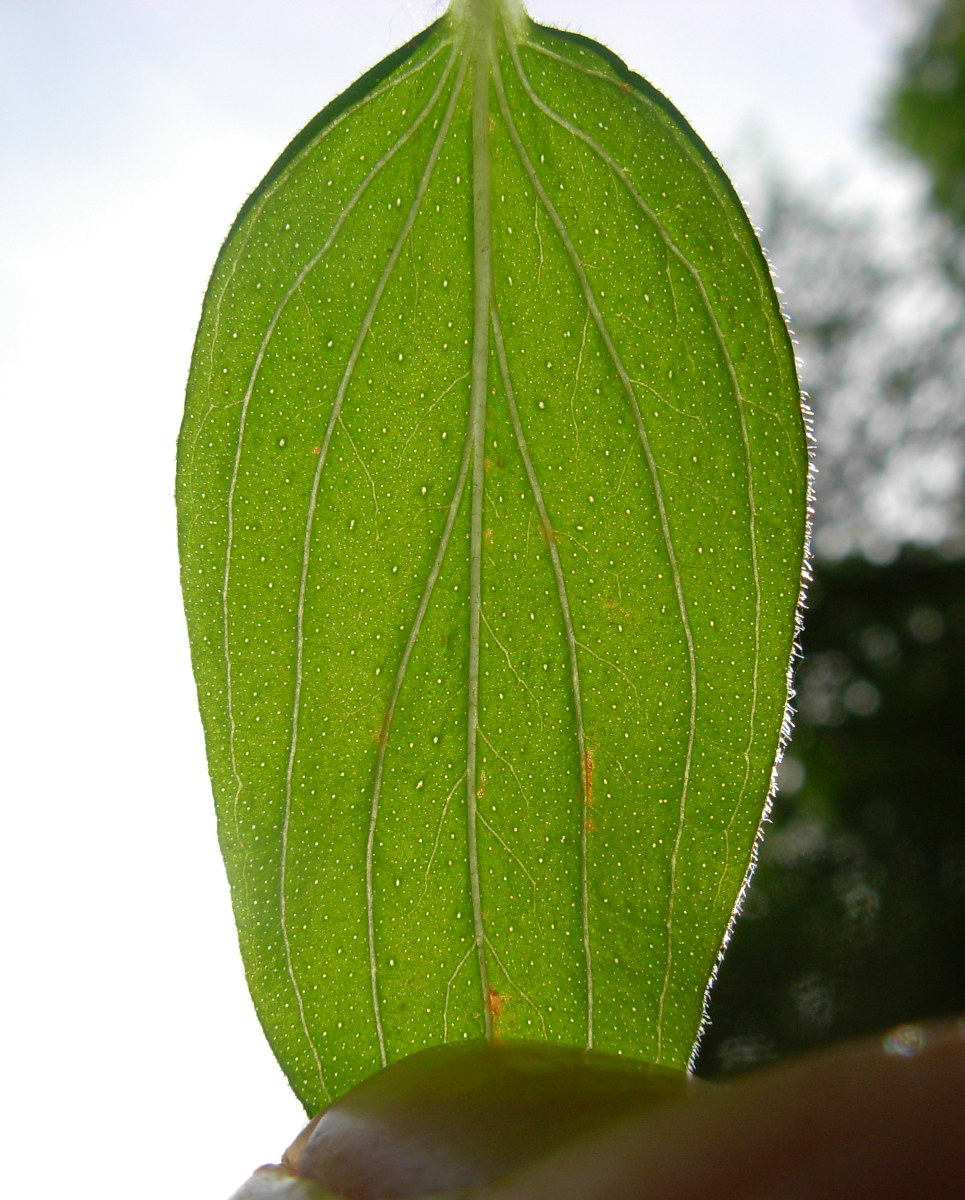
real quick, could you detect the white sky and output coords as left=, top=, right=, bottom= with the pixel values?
left=1, top=1, right=917, bottom=1196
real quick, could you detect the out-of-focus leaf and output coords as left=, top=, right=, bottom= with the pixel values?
left=177, top=0, right=808, bottom=1111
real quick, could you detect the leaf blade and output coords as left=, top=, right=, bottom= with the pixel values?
left=178, top=0, right=808, bottom=1111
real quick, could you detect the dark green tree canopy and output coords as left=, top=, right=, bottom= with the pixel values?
left=885, top=0, right=965, bottom=228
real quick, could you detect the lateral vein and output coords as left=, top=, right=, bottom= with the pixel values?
left=509, top=37, right=764, bottom=892
left=282, top=50, right=468, bottom=1082
left=494, top=46, right=698, bottom=1063
left=365, top=362, right=474, bottom=1065
left=219, top=44, right=459, bottom=919
left=492, top=307, right=594, bottom=1048
left=187, top=38, right=455, bottom=497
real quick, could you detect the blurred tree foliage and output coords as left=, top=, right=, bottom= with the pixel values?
left=757, top=180, right=964, bottom=561
left=698, top=0, right=965, bottom=1073
left=886, top=0, right=965, bottom=231
left=698, top=553, right=965, bottom=1074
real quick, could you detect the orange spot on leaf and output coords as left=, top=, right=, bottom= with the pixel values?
left=488, top=987, right=507, bottom=1036
left=603, top=597, right=634, bottom=621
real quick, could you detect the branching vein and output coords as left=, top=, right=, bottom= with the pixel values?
left=281, top=51, right=468, bottom=1081
left=494, top=44, right=698, bottom=1060
left=492, top=307, right=594, bottom=1048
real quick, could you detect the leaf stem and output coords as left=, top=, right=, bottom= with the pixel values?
left=453, top=0, right=524, bottom=34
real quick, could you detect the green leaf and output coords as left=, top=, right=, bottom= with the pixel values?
left=177, top=0, right=808, bottom=1112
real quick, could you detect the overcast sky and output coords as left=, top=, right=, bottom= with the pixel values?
left=1, top=2, right=918, bottom=1196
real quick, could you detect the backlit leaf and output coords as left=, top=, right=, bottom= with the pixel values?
left=177, top=0, right=809, bottom=1112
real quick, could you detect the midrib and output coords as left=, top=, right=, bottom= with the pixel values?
left=465, top=0, right=496, bottom=1035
